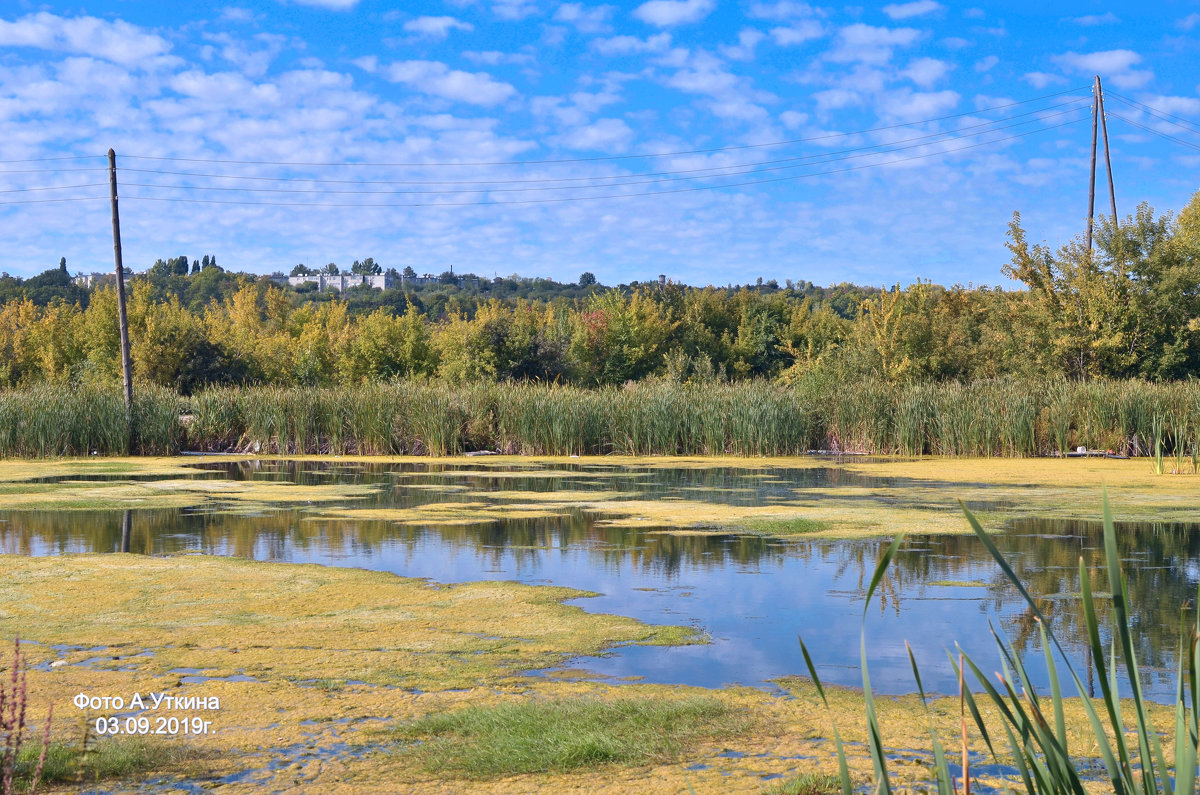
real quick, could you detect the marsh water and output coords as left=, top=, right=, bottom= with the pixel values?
left=3, top=459, right=1198, bottom=701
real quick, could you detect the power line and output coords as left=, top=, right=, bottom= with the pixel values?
left=120, top=116, right=1085, bottom=208
left=0, top=183, right=109, bottom=194
left=1106, top=91, right=1200, bottom=134
left=0, top=155, right=106, bottom=165
left=117, top=85, right=1090, bottom=168
left=119, top=107, right=1090, bottom=197
left=0, top=167, right=109, bottom=175
left=0, top=196, right=107, bottom=206
left=116, top=98, right=1091, bottom=188
left=1108, top=112, right=1200, bottom=152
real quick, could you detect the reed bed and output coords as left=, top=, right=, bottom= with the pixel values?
left=4, top=377, right=1200, bottom=458
left=0, top=384, right=179, bottom=457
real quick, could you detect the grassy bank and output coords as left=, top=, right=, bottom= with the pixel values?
left=4, top=376, right=1200, bottom=459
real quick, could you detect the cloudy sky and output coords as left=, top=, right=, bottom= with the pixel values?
left=1, top=1, right=1198, bottom=286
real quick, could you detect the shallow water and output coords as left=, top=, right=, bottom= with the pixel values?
left=3, top=459, right=1198, bottom=701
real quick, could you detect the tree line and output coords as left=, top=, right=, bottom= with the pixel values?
left=0, top=192, right=1197, bottom=393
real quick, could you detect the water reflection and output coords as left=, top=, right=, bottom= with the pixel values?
left=2, top=461, right=1198, bottom=701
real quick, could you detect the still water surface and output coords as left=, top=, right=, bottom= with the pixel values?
left=3, top=460, right=1197, bottom=702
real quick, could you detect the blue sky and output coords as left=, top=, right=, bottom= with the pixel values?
left=0, top=1, right=1197, bottom=286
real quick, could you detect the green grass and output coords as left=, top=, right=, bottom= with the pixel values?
left=11, top=738, right=212, bottom=790
left=765, top=772, right=841, bottom=795
left=392, top=696, right=749, bottom=778
left=740, top=517, right=830, bottom=536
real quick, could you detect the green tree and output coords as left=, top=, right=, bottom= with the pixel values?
left=351, top=258, right=381, bottom=276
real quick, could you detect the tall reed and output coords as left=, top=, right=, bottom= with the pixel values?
left=6, top=376, right=1200, bottom=459
left=0, top=385, right=179, bottom=457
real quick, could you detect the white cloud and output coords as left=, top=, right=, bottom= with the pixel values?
left=592, top=32, right=672, bottom=55
left=553, top=3, right=614, bottom=33
left=748, top=1, right=817, bottom=20
left=352, top=55, right=378, bottom=73
left=1051, top=49, right=1154, bottom=89
left=719, top=29, right=766, bottom=60
left=974, top=55, right=998, bottom=72
left=1023, top=72, right=1066, bottom=89
left=203, top=32, right=288, bottom=78
left=770, top=21, right=824, bottom=46
left=779, top=109, right=808, bottom=128
left=0, top=12, right=172, bottom=68
left=813, top=88, right=861, bottom=112
left=1137, top=95, right=1200, bottom=116
left=286, top=0, right=360, bottom=8
left=557, top=117, right=633, bottom=151
left=665, top=50, right=773, bottom=122
left=1072, top=13, right=1119, bottom=26
left=902, top=57, right=952, bottom=87
left=827, top=24, right=921, bottom=65
left=462, top=50, right=535, bottom=66
left=219, top=7, right=257, bottom=23
left=1179, top=13, right=1200, bottom=31
left=493, top=0, right=539, bottom=20
left=633, top=0, right=716, bottom=27
left=878, top=88, right=958, bottom=120
left=403, top=16, right=474, bottom=39
left=882, top=1, right=942, bottom=20
left=383, top=60, right=517, bottom=105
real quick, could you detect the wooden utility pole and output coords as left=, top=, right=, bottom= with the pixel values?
left=1097, top=76, right=1117, bottom=224
left=108, top=149, right=134, bottom=445
left=1086, top=77, right=1099, bottom=254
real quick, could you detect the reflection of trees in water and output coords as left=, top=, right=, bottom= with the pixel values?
left=190, top=459, right=896, bottom=511
left=882, top=520, right=1200, bottom=677
left=0, top=505, right=788, bottom=578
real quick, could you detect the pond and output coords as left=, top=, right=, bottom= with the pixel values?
left=2, top=458, right=1197, bottom=702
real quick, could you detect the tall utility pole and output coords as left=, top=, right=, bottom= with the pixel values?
left=1086, top=78, right=1099, bottom=254
left=1097, top=76, right=1117, bottom=224
left=108, top=149, right=134, bottom=446
left=1086, top=75, right=1118, bottom=255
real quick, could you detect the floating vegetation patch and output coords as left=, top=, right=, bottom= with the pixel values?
left=0, top=554, right=698, bottom=690
left=0, top=477, right=379, bottom=511
left=320, top=502, right=571, bottom=527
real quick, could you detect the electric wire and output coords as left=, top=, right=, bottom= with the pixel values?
left=1106, top=91, right=1200, bottom=134
left=117, top=106, right=1090, bottom=197
left=114, top=97, right=1091, bottom=188
left=0, top=196, right=107, bottom=206
left=1108, top=112, right=1200, bottom=152
left=117, top=116, right=1085, bottom=208
left=115, top=85, right=1090, bottom=168
left=0, top=183, right=109, bottom=194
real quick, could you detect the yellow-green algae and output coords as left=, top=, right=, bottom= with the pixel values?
left=2, top=552, right=1171, bottom=793
left=1, top=554, right=695, bottom=689
left=5, top=454, right=1200, bottom=538
left=0, top=478, right=380, bottom=511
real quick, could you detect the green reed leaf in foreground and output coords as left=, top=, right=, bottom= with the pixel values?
left=801, top=492, right=1200, bottom=794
